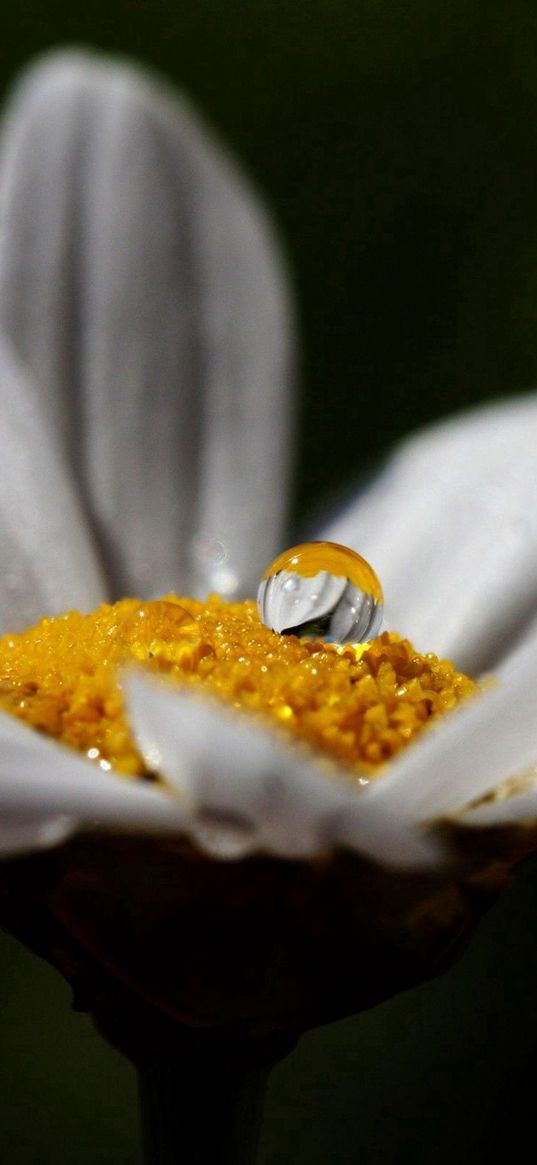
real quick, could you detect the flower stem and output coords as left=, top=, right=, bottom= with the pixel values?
left=138, top=1032, right=290, bottom=1165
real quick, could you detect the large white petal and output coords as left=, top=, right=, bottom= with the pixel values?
left=0, top=337, right=106, bottom=632
left=323, top=395, right=537, bottom=674
left=0, top=51, right=295, bottom=601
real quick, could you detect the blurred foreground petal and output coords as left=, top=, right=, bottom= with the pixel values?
left=0, top=708, right=186, bottom=851
left=0, top=50, right=295, bottom=599
left=126, top=671, right=358, bottom=861
left=0, top=809, right=73, bottom=857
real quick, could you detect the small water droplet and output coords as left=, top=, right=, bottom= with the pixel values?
left=190, top=532, right=238, bottom=597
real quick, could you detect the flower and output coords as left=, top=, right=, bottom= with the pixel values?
left=1, top=50, right=537, bottom=1052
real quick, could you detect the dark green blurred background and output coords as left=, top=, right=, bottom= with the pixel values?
left=2, top=1, right=537, bottom=1160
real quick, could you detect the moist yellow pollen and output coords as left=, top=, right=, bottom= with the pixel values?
left=0, top=596, right=476, bottom=781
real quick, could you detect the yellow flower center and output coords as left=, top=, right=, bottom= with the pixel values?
left=0, top=595, right=476, bottom=780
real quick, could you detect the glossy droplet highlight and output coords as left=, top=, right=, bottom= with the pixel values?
left=257, top=541, right=384, bottom=644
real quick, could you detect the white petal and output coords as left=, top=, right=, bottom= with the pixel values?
left=0, top=812, right=74, bottom=857
left=323, top=395, right=537, bottom=674
left=0, top=51, right=295, bottom=600
left=125, top=671, right=344, bottom=858
left=0, top=708, right=186, bottom=856
left=459, top=784, right=537, bottom=827
left=124, top=671, right=443, bottom=866
left=0, top=337, right=107, bottom=632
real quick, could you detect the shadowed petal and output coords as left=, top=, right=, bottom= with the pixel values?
left=0, top=51, right=295, bottom=600
left=323, top=395, right=537, bottom=674
left=0, top=337, right=106, bottom=632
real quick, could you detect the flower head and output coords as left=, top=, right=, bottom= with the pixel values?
left=0, top=51, right=537, bottom=1049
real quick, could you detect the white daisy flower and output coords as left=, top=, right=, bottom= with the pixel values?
left=0, top=51, right=536, bottom=1066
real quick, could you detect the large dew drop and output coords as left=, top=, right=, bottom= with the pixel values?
left=257, top=541, right=384, bottom=644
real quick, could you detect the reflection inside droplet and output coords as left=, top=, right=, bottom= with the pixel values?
left=282, top=576, right=300, bottom=593
left=257, top=541, right=383, bottom=645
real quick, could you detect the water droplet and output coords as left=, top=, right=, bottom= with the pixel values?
left=190, top=532, right=238, bottom=597
left=257, top=541, right=383, bottom=645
